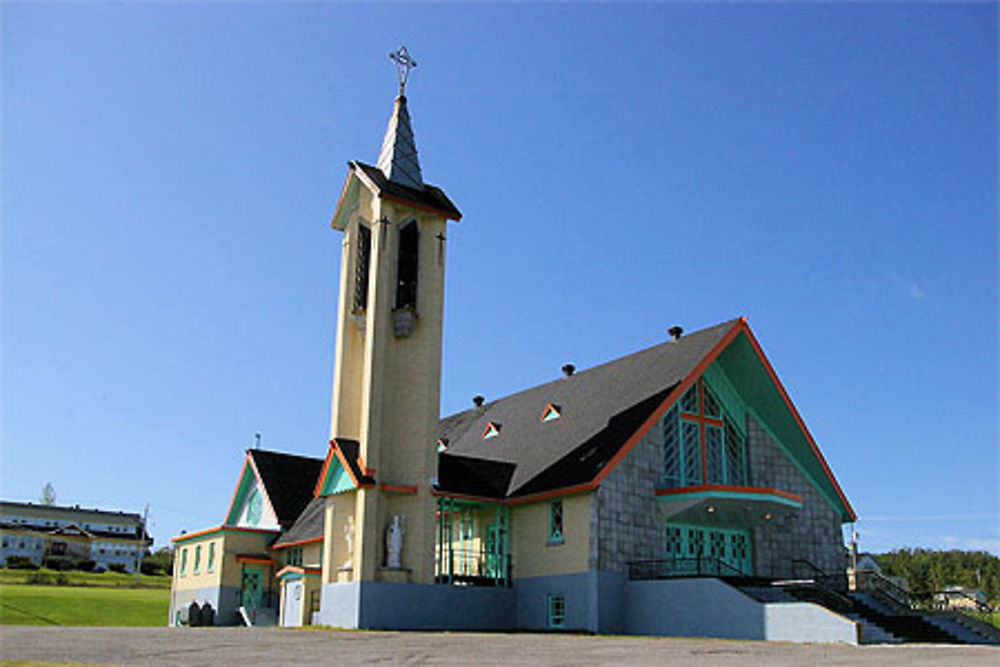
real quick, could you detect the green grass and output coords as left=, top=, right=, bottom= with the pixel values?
left=0, top=584, right=169, bottom=626
left=0, top=568, right=171, bottom=589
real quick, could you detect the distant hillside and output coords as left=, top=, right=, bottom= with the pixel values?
left=876, top=549, right=1000, bottom=604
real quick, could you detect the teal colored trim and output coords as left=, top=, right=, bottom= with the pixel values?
left=225, top=464, right=257, bottom=525
left=703, top=363, right=746, bottom=431
left=715, top=332, right=852, bottom=521
left=656, top=488, right=802, bottom=509
left=317, top=457, right=354, bottom=496
left=279, top=571, right=321, bottom=581
left=173, top=526, right=279, bottom=545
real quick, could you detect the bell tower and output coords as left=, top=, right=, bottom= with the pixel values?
left=323, top=47, right=461, bottom=587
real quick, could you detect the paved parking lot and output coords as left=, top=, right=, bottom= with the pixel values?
left=1, top=626, right=997, bottom=666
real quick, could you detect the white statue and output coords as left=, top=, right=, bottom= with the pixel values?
left=342, top=515, right=354, bottom=569
left=385, top=515, right=405, bottom=568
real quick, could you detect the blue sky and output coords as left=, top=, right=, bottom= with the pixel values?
left=3, top=3, right=996, bottom=556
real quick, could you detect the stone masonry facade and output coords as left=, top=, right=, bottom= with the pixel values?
left=747, top=414, right=846, bottom=582
left=591, top=419, right=665, bottom=573
left=590, top=407, right=846, bottom=582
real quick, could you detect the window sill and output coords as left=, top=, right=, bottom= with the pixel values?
left=546, top=538, right=565, bottom=547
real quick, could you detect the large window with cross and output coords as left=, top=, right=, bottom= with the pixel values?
left=661, top=376, right=747, bottom=488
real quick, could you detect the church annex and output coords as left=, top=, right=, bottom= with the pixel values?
left=169, top=50, right=860, bottom=642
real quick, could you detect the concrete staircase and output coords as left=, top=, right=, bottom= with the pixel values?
left=847, top=592, right=997, bottom=645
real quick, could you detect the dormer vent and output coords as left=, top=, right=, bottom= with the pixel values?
left=668, top=326, right=684, bottom=341
left=483, top=422, right=501, bottom=440
left=562, top=364, right=575, bottom=377
left=473, top=395, right=485, bottom=408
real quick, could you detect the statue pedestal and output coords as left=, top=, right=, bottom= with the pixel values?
left=336, top=567, right=353, bottom=583
left=376, top=567, right=410, bottom=583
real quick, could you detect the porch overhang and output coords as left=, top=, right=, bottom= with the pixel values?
left=655, top=484, right=802, bottom=527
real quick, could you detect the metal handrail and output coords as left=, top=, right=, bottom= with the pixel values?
left=627, top=556, right=748, bottom=581
left=865, top=571, right=912, bottom=610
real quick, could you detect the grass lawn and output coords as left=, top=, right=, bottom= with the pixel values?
left=0, top=569, right=171, bottom=589
left=0, top=585, right=169, bottom=626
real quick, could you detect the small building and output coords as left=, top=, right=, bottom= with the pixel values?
left=935, top=586, right=989, bottom=611
left=0, top=500, right=152, bottom=572
left=169, top=52, right=858, bottom=642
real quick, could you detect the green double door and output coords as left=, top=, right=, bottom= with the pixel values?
left=241, top=567, right=264, bottom=609
left=665, top=523, right=752, bottom=576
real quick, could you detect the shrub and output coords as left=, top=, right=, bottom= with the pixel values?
left=5, top=556, right=40, bottom=570
left=73, top=559, right=97, bottom=572
left=140, top=560, right=163, bottom=576
left=42, top=557, right=72, bottom=571
left=108, top=563, right=127, bottom=574
left=26, top=571, right=54, bottom=585
left=55, top=572, right=70, bottom=586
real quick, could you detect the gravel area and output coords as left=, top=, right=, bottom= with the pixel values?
left=1, top=626, right=997, bottom=666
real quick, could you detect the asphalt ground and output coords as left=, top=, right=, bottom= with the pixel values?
left=1, top=626, right=997, bottom=666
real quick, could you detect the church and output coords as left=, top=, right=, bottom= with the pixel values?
left=169, top=50, right=860, bottom=642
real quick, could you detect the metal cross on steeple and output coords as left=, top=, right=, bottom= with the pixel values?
left=389, top=46, right=417, bottom=96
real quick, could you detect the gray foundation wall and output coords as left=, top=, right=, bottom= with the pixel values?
left=168, top=585, right=240, bottom=626
left=625, top=578, right=857, bottom=643
left=318, top=581, right=515, bottom=631
left=747, top=415, right=846, bottom=580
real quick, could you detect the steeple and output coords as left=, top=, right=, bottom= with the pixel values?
left=376, top=95, right=423, bottom=190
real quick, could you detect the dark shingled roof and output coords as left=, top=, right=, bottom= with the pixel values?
left=248, top=449, right=324, bottom=529
left=436, top=319, right=740, bottom=499
left=351, top=161, right=461, bottom=220
left=333, top=439, right=376, bottom=487
left=272, top=496, right=325, bottom=548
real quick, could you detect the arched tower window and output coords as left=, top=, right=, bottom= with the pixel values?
left=395, top=221, right=419, bottom=310
left=353, top=223, right=371, bottom=311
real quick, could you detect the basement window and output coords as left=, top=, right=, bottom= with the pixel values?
left=483, top=422, right=501, bottom=440
left=547, top=594, right=566, bottom=628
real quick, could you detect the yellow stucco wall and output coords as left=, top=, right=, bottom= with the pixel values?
left=511, top=493, right=592, bottom=579
left=172, top=529, right=276, bottom=593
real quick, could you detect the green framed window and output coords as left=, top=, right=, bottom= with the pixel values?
left=547, top=594, right=566, bottom=628
left=661, top=376, right=747, bottom=488
left=548, top=500, right=564, bottom=544
left=193, top=545, right=202, bottom=574
left=286, top=547, right=303, bottom=566
left=180, top=547, right=188, bottom=576
left=207, top=542, right=216, bottom=572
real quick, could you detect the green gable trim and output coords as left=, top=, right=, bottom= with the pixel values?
left=702, top=362, right=746, bottom=431
left=714, top=332, right=852, bottom=521
left=225, top=462, right=257, bottom=526
left=279, top=570, right=321, bottom=581
left=317, top=456, right=354, bottom=496
left=655, top=488, right=802, bottom=510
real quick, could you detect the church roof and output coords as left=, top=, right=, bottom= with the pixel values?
left=436, top=319, right=740, bottom=500
left=376, top=95, right=423, bottom=190
left=248, top=449, right=324, bottom=528
left=349, top=161, right=461, bottom=221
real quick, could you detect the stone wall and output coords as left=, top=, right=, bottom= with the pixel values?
left=747, top=415, right=846, bottom=581
left=592, top=424, right=664, bottom=573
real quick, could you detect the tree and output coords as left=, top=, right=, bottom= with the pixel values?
left=40, top=482, right=56, bottom=506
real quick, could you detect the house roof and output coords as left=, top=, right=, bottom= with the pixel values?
left=271, top=496, right=325, bottom=548
left=436, top=319, right=739, bottom=500
left=247, top=449, right=324, bottom=528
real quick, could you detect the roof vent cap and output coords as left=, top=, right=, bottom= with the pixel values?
left=668, top=325, right=684, bottom=341
left=472, top=395, right=485, bottom=408
left=562, top=363, right=575, bottom=377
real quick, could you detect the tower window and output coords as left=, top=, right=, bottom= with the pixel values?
left=395, top=221, right=419, bottom=310
left=354, top=224, right=371, bottom=311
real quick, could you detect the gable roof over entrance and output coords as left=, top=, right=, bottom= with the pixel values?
left=435, top=318, right=855, bottom=522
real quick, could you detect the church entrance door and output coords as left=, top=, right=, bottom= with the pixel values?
left=241, top=567, right=264, bottom=610
left=666, top=523, right=752, bottom=576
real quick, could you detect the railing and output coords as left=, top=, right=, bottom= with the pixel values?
left=627, top=557, right=748, bottom=581
left=791, top=558, right=845, bottom=592
left=866, top=571, right=912, bottom=611
left=435, top=548, right=511, bottom=587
